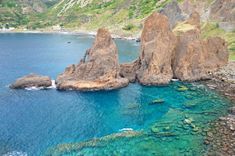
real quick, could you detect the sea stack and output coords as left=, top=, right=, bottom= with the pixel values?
left=173, top=12, right=229, bottom=81
left=56, top=28, right=129, bottom=91
left=10, top=74, right=52, bottom=89
left=136, top=12, right=177, bottom=85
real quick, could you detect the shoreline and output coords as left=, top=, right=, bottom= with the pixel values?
left=201, top=61, right=235, bottom=155
left=0, top=29, right=140, bottom=41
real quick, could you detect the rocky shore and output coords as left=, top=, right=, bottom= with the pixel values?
left=10, top=74, right=52, bottom=89
left=201, top=61, right=235, bottom=156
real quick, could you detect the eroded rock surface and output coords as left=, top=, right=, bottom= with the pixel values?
left=160, top=0, right=186, bottom=29
left=10, top=74, right=52, bottom=89
left=210, top=0, right=235, bottom=23
left=136, top=12, right=177, bottom=85
left=173, top=12, right=228, bottom=81
left=56, top=28, right=129, bottom=91
left=120, top=59, right=140, bottom=83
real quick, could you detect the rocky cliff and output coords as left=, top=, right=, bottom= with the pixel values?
left=120, top=11, right=228, bottom=84
left=136, top=12, right=177, bottom=85
left=56, top=28, right=129, bottom=90
left=173, top=12, right=228, bottom=81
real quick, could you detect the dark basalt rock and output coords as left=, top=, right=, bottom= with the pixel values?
left=10, top=73, right=52, bottom=89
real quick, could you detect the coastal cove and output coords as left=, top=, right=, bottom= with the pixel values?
left=0, top=33, right=234, bottom=156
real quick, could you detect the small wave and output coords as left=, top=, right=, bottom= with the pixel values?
left=46, top=80, right=56, bottom=89
left=119, top=128, right=134, bottom=132
left=3, top=151, right=28, bottom=156
left=25, top=86, right=44, bottom=91
left=25, top=80, right=57, bottom=90
left=171, top=79, right=179, bottom=82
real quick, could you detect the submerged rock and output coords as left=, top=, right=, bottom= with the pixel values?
left=10, top=74, right=52, bottom=89
left=46, top=130, right=143, bottom=155
left=137, top=12, right=177, bottom=85
left=177, top=85, right=189, bottom=92
left=56, top=28, right=129, bottom=91
left=149, top=99, right=165, bottom=105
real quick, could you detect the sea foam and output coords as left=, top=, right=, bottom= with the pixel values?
left=3, top=151, right=28, bottom=156
left=25, top=80, right=56, bottom=90
left=119, top=128, right=134, bottom=132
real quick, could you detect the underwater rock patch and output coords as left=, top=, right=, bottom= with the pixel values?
left=46, top=131, right=143, bottom=156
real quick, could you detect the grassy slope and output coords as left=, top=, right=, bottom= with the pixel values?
left=0, top=0, right=29, bottom=27
left=0, top=0, right=49, bottom=28
left=30, top=0, right=174, bottom=36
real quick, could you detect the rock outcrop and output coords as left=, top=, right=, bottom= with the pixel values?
left=160, top=0, right=186, bottom=29
left=120, top=11, right=228, bottom=85
left=209, top=0, right=235, bottom=32
left=173, top=12, right=229, bottom=81
left=10, top=74, right=52, bottom=89
left=136, top=12, right=177, bottom=85
left=120, top=59, right=140, bottom=83
left=210, top=0, right=235, bottom=23
left=56, top=28, right=129, bottom=91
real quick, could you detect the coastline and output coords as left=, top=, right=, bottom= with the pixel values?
left=0, top=29, right=140, bottom=41
left=202, top=61, right=235, bottom=155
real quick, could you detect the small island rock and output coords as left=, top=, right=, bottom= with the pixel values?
left=10, top=74, right=52, bottom=89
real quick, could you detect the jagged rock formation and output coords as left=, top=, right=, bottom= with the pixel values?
left=120, top=59, right=140, bottom=83
left=173, top=12, right=229, bottom=81
left=136, top=12, right=177, bottom=85
left=10, top=74, right=52, bottom=89
left=10, top=11, right=229, bottom=91
left=56, top=28, right=129, bottom=91
left=120, top=11, right=228, bottom=84
left=160, top=0, right=186, bottom=29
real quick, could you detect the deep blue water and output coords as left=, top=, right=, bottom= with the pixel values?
left=0, top=33, right=232, bottom=156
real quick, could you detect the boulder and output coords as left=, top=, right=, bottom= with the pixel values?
left=136, top=12, right=177, bottom=85
left=173, top=12, right=229, bottom=81
left=160, top=0, right=186, bottom=29
left=10, top=74, right=52, bottom=89
left=56, top=28, right=129, bottom=91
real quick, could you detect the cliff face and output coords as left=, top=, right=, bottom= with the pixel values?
left=120, top=11, right=229, bottom=85
left=56, top=28, right=129, bottom=91
left=173, top=12, right=229, bottom=81
left=137, top=12, right=177, bottom=85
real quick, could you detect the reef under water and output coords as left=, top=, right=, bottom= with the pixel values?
left=45, top=82, right=232, bottom=156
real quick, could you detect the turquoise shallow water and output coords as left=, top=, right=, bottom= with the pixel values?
left=0, top=33, right=232, bottom=156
